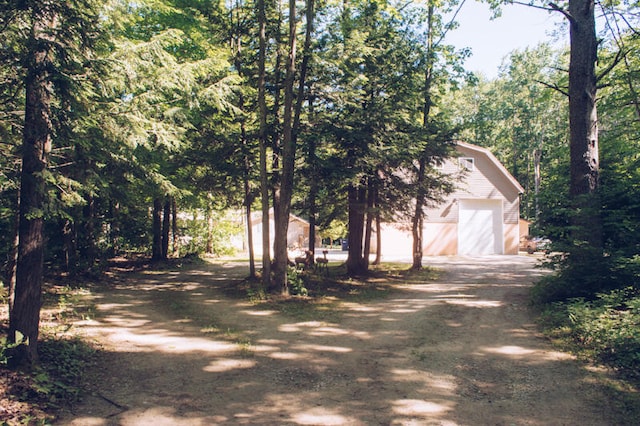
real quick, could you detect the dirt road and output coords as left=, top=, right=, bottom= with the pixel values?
left=58, top=256, right=622, bottom=425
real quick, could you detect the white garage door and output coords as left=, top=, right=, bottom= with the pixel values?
left=458, top=199, right=503, bottom=255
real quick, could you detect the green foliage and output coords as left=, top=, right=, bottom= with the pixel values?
left=37, top=338, right=96, bottom=407
left=287, top=267, right=308, bottom=296
left=539, top=288, right=640, bottom=382
left=0, top=336, right=96, bottom=412
left=531, top=247, right=640, bottom=304
left=179, top=211, right=241, bottom=256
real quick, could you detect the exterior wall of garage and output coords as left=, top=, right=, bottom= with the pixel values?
left=411, top=142, right=523, bottom=256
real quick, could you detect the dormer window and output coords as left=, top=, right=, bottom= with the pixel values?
left=459, top=157, right=475, bottom=171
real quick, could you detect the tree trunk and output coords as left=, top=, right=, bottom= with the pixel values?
left=245, top=195, right=256, bottom=279
left=162, top=198, right=170, bottom=259
left=272, top=0, right=299, bottom=295
left=82, top=195, right=97, bottom=267
left=373, top=207, right=382, bottom=265
left=270, top=6, right=283, bottom=252
left=110, top=200, right=121, bottom=256
left=307, top=142, right=317, bottom=261
left=206, top=206, right=214, bottom=254
left=412, top=158, right=426, bottom=270
left=232, top=15, right=256, bottom=279
left=243, top=133, right=256, bottom=279
left=257, top=0, right=271, bottom=289
left=412, top=4, right=435, bottom=270
left=9, top=5, right=58, bottom=366
left=152, top=198, right=163, bottom=261
left=567, top=0, right=602, bottom=251
left=534, top=147, right=542, bottom=220
left=171, top=197, right=178, bottom=256
left=307, top=99, right=318, bottom=260
left=346, top=185, right=367, bottom=275
left=7, top=195, right=19, bottom=325
left=62, top=219, right=76, bottom=273
left=363, top=178, right=375, bottom=266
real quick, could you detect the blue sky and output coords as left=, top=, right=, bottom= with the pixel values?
left=445, top=1, right=568, bottom=78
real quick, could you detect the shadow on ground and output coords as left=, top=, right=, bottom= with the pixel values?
left=57, top=256, right=623, bottom=425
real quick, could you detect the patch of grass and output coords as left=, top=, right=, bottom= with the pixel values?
left=42, top=285, right=95, bottom=325
left=260, top=296, right=342, bottom=323
left=344, top=284, right=392, bottom=302
left=200, top=324, right=220, bottom=334
left=250, top=262, right=435, bottom=321
left=236, top=337, right=254, bottom=358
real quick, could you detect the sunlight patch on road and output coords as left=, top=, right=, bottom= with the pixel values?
left=478, top=345, right=575, bottom=362
left=251, top=343, right=281, bottom=352
left=482, top=345, right=536, bottom=356
left=391, top=369, right=457, bottom=392
left=203, top=358, right=256, bottom=372
left=268, top=351, right=300, bottom=360
left=118, top=407, right=223, bottom=425
left=279, top=321, right=370, bottom=339
left=291, top=408, right=357, bottom=425
left=61, top=416, right=106, bottom=426
left=101, top=328, right=237, bottom=354
left=242, top=309, right=278, bottom=316
left=392, top=399, right=452, bottom=416
left=292, top=343, right=352, bottom=353
left=445, top=299, right=502, bottom=308
left=101, top=315, right=152, bottom=328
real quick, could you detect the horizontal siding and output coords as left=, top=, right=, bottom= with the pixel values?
left=423, top=223, right=457, bottom=255
left=425, top=145, right=520, bottom=224
left=504, top=223, right=519, bottom=255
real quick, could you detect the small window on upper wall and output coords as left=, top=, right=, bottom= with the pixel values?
left=459, top=157, right=475, bottom=171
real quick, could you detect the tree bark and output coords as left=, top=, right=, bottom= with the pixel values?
left=7, top=193, right=20, bottom=330
left=373, top=207, right=382, bottom=265
left=81, top=194, right=97, bottom=267
left=257, top=0, right=271, bottom=289
left=346, top=185, right=367, bottom=275
left=9, top=5, right=57, bottom=366
left=62, top=219, right=76, bottom=273
left=272, top=0, right=299, bottom=295
left=363, top=178, right=375, bottom=266
left=171, top=197, right=178, bottom=256
left=242, top=116, right=256, bottom=279
left=567, top=0, right=602, bottom=251
left=162, top=198, right=170, bottom=259
left=412, top=158, right=426, bottom=270
left=307, top=120, right=318, bottom=260
left=152, top=198, right=163, bottom=261
left=412, top=3, right=435, bottom=270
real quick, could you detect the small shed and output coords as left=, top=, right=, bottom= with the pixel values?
left=250, top=209, right=311, bottom=255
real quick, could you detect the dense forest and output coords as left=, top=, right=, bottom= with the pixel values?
left=1, top=0, right=640, bottom=369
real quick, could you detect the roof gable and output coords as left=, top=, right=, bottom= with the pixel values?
left=456, top=141, right=524, bottom=194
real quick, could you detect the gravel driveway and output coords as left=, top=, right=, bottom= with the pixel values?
left=57, top=255, right=624, bottom=425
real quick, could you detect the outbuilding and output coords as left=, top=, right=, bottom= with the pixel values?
left=380, top=141, right=524, bottom=256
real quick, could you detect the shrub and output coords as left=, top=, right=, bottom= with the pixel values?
left=540, top=288, right=640, bottom=382
left=565, top=288, right=640, bottom=380
left=531, top=250, right=640, bottom=304
left=287, top=268, right=308, bottom=296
